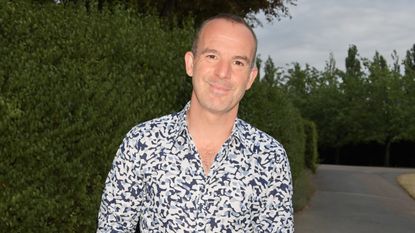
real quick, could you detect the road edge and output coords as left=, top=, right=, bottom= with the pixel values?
left=397, top=173, right=415, bottom=200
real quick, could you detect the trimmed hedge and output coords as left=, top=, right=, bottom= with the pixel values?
left=240, top=81, right=306, bottom=181
left=303, top=119, right=319, bottom=173
left=0, top=1, right=317, bottom=231
left=0, top=1, right=192, bottom=232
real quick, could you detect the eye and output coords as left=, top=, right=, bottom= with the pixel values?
left=206, top=54, right=217, bottom=60
left=234, top=60, right=246, bottom=67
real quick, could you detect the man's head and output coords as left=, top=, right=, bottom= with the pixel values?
left=191, top=14, right=258, bottom=68
left=184, top=14, right=258, bottom=116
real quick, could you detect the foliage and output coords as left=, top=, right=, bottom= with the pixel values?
left=292, top=169, right=315, bottom=212
left=240, top=78, right=312, bottom=210
left=240, top=78, right=306, bottom=182
left=262, top=56, right=279, bottom=85
left=0, top=1, right=192, bottom=231
left=272, top=44, right=415, bottom=166
left=303, top=119, right=318, bottom=173
left=53, top=0, right=297, bottom=27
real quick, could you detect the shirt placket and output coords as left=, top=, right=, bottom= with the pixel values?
left=196, top=143, right=231, bottom=232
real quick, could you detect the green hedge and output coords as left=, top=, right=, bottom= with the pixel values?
left=240, top=81, right=306, bottom=182
left=303, top=119, right=319, bottom=173
left=0, top=1, right=192, bottom=232
left=0, top=1, right=313, bottom=231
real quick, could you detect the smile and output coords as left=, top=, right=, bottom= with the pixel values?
left=208, top=82, right=232, bottom=93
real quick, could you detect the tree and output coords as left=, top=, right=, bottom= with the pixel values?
left=57, top=0, right=297, bottom=26
left=284, top=63, right=319, bottom=111
left=339, top=45, right=369, bottom=144
left=307, top=55, right=345, bottom=163
left=345, top=45, right=362, bottom=78
left=401, top=44, right=415, bottom=141
left=255, top=54, right=263, bottom=79
left=363, top=52, right=408, bottom=166
left=262, top=56, right=278, bottom=85
left=403, top=44, right=415, bottom=76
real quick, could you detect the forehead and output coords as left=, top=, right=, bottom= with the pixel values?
left=197, top=19, right=256, bottom=56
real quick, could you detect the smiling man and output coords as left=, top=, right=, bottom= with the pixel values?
left=97, top=14, right=293, bottom=232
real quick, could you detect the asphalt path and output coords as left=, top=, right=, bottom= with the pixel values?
left=294, top=164, right=415, bottom=233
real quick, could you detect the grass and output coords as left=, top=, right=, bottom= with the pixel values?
left=293, top=169, right=316, bottom=212
left=397, top=173, right=415, bottom=200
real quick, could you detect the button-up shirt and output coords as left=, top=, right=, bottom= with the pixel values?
left=97, top=103, right=293, bottom=232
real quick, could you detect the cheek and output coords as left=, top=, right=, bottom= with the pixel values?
left=192, top=64, right=209, bottom=79
left=237, top=75, right=253, bottom=90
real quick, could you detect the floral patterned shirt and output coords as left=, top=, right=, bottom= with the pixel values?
left=97, top=103, right=293, bottom=232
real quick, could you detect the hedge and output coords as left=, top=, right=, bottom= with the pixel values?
left=303, top=119, right=319, bottom=173
left=0, top=1, right=316, bottom=231
left=0, top=1, right=192, bottom=231
left=240, top=81, right=306, bottom=181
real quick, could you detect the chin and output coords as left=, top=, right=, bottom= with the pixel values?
left=206, top=102, right=238, bottom=115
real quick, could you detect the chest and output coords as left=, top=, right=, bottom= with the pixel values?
left=141, top=145, right=267, bottom=209
left=137, top=142, right=272, bottom=231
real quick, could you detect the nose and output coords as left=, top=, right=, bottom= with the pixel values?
left=215, top=60, right=231, bottom=79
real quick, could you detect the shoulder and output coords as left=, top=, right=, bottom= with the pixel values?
left=236, top=118, right=288, bottom=165
left=126, top=112, right=180, bottom=140
left=237, top=119, right=284, bottom=149
left=117, top=112, right=181, bottom=161
left=237, top=119, right=292, bottom=188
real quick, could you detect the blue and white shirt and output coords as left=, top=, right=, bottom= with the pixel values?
left=97, top=103, right=293, bottom=232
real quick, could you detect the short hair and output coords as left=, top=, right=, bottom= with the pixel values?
left=191, top=14, right=258, bottom=68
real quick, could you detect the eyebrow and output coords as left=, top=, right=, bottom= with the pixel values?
left=199, top=48, right=251, bottom=64
left=234, top=55, right=250, bottom=64
left=199, top=48, right=219, bottom=55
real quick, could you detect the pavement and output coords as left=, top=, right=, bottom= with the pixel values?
left=294, top=164, right=415, bottom=233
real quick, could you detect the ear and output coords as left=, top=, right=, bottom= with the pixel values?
left=245, top=66, right=258, bottom=90
left=184, top=51, right=194, bottom=77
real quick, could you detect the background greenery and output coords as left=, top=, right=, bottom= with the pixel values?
left=260, top=44, right=415, bottom=166
left=0, top=0, right=316, bottom=231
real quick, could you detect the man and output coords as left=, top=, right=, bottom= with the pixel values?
left=97, top=14, right=293, bottom=232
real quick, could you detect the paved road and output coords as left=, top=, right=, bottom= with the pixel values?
left=294, top=165, right=415, bottom=233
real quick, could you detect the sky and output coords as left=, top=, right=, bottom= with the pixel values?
left=253, top=0, right=415, bottom=71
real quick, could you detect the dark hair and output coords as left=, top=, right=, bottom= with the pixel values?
left=191, top=14, right=258, bottom=67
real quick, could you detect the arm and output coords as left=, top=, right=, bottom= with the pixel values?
left=97, top=135, right=144, bottom=233
left=258, top=149, right=294, bottom=233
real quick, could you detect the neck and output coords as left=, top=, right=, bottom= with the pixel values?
left=187, top=102, right=237, bottom=147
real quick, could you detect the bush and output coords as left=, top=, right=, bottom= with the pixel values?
left=240, top=81, right=305, bottom=182
left=303, top=119, right=319, bottom=173
left=292, top=169, right=315, bottom=211
left=0, top=1, right=192, bottom=232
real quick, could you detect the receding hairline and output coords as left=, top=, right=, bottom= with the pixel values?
left=191, top=14, right=258, bottom=66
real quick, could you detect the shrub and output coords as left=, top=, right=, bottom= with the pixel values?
left=303, top=119, right=319, bottom=173
left=0, top=1, right=192, bottom=232
left=240, top=81, right=306, bottom=182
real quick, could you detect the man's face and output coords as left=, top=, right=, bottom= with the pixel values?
left=184, top=19, right=258, bottom=116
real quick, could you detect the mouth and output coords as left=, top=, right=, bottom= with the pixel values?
left=209, top=82, right=232, bottom=94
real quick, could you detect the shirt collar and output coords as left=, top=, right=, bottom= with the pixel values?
left=231, top=118, right=246, bottom=148
left=173, top=101, right=190, bottom=137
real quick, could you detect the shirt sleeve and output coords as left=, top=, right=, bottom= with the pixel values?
left=96, top=135, right=144, bottom=233
left=258, top=148, right=294, bottom=233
